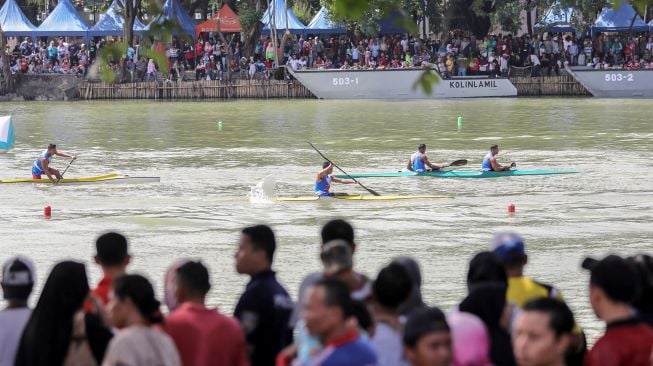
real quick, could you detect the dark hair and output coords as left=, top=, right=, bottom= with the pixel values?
left=176, top=261, right=211, bottom=297
left=95, top=232, right=128, bottom=266
left=628, top=254, right=653, bottom=313
left=418, top=143, right=426, bottom=149
left=391, top=256, right=426, bottom=315
left=113, top=274, right=163, bottom=324
left=467, top=251, right=508, bottom=290
left=373, top=262, right=413, bottom=310
left=351, top=300, right=373, bottom=334
left=315, top=278, right=354, bottom=319
left=403, top=307, right=450, bottom=347
left=490, top=144, right=499, bottom=150
left=321, top=219, right=354, bottom=247
left=242, top=225, right=276, bottom=263
left=523, top=298, right=575, bottom=338
left=16, top=261, right=89, bottom=366
left=322, top=161, right=330, bottom=169
left=48, top=143, right=56, bottom=149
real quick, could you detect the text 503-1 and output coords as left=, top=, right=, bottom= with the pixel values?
left=332, top=77, right=359, bottom=86
left=604, top=73, right=634, bottom=82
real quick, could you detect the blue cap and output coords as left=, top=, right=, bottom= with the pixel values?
left=490, top=231, right=526, bottom=262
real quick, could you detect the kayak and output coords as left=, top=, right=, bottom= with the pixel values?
left=334, top=169, right=578, bottom=179
left=0, top=173, right=161, bottom=185
left=273, top=194, right=453, bottom=202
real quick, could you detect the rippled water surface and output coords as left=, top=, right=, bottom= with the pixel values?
left=1, top=99, right=652, bottom=342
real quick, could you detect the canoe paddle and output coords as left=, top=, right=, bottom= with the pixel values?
left=443, top=159, right=468, bottom=168
left=55, top=157, right=76, bottom=185
left=308, top=142, right=381, bottom=196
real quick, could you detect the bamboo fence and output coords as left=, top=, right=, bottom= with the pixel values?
left=79, top=79, right=315, bottom=100
left=509, top=75, right=590, bottom=96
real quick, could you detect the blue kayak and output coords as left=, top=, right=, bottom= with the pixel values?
left=334, top=169, right=579, bottom=179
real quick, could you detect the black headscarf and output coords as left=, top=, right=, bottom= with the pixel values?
left=15, top=261, right=90, bottom=366
left=391, top=256, right=427, bottom=316
left=460, top=282, right=516, bottom=366
left=466, top=251, right=508, bottom=291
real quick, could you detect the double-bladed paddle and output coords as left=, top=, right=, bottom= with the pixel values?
left=55, top=157, right=76, bottom=185
left=308, top=142, right=381, bottom=196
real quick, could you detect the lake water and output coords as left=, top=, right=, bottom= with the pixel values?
left=1, top=99, right=652, bottom=342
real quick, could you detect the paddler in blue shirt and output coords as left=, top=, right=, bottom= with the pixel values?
left=315, top=162, right=355, bottom=196
left=481, top=144, right=515, bottom=171
left=32, top=143, right=75, bottom=182
left=407, top=144, right=445, bottom=172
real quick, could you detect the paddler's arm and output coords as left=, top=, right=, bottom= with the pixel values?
left=55, top=151, right=75, bottom=159
left=316, top=164, right=332, bottom=181
left=423, top=156, right=445, bottom=170
left=332, top=177, right=355, bottom=184
left=407, top=159, right=414, bottom=172
left=490, top=157, right=510, bottom=171
left=41, top=158, right=55, bottom=182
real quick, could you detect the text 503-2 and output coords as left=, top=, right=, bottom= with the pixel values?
left=332, top=77, right=359, bottom=86
left=604, top=73, right=634, bottom=82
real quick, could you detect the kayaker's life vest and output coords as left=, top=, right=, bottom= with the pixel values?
left=32, top=150, right=52, bottom=175
left=481, top=152, right=494, bottom=171
left=315, top=175, right=332, bottom=196
left=411, top=152, right=426, bottom=172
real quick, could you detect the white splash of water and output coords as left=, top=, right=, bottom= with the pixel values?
left=249, top=175, right=277, bottom=203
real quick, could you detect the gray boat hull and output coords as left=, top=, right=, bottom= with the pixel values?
left=566, top=66, right=653, bottom=98
left=289, top=68, right=517, bottom=99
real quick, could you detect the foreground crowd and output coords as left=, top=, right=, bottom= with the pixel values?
left=1, top=221, right=652, bottom=366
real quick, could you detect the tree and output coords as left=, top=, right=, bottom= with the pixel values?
left=0, top=29, right=13, bottom=94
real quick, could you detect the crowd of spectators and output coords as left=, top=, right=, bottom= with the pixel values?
left=273, top=32, right=653, bottom=78
left=1, top=222, right=652, bottom=366
left=4, top=32, right=653, bottom=81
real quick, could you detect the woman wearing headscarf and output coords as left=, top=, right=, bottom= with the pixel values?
left=391, top=256, right=427, bottom=317
left=102, top=274, right=180, bottom=366
left=15, top=261, right=113, bottom=366
left=459, top=283, right=516, bottom=366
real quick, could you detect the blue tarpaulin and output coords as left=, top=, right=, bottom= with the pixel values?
left=0, top=0, right=36, bottom=37
left=534, top=4, right=576, bottom=33
left=379, top=10, right=410, bottom=34
left=307, top=7, right=345, bottom=34
left=145, top=0, right=196, bottom=38
left=591, top=2, right=649, bottom=35
left=261, top=0, right=306, bottom=34
left=90, top=0, right=146, bottom=37
left=35, top=0, right=90, bottom=37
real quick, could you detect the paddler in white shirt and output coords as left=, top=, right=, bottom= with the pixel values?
left=315, top=162, right=355, bottom=196
left=407, top=144, right=445, bottom=172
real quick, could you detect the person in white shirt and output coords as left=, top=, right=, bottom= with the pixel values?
left=0, top=257, right=35, bottom=366
left=103, top=274, right=180, bottom=366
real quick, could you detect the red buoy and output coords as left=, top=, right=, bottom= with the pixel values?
left=508, top=203, right=516, bottom=214
left=44, top=206, right=51, bottom=217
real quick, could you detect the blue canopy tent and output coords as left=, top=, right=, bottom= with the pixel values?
left=534, top=5, right=577, bottom=33
left=591, top=2, right=649, bottom=36
left=34, top=0, right=90, bottom=40
left=307, top=7, right=345, bottom=34
left=261, top=0, right=306, bottom=35
left=144, top=0, right=196, bottom=39
left=0, top=0, right=36, bottom=37
left=90, top=0, right=146, bottom=37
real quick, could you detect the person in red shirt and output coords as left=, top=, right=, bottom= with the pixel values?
left=582, top=255, right=653, bottom=366
left=88, top=232, right=131, bottom=311
left=165, top=261, right=248, bottom=366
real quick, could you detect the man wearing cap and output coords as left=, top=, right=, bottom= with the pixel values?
left=315, top=162, right=355, bottom=196
left=491, top=231, right=586, bottom=365
left=31, top=143, right=75, bottom=181
left=408, top=144, right=444, bottom=172
left=582, top=254, right=653, bottom=366
left=0, top=256, right=35, bottom=366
